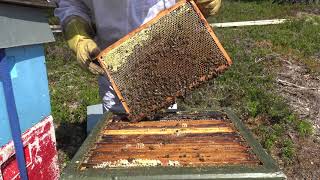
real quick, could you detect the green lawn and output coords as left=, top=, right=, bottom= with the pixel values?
left=180, top=0, right=319, bottom=173
left=181, top=15, right=319, bottom=160
left=45, top=36, right=100, bottom=124
left=45, top=36, right=101, bottom=167
left=46, top=0, right=320, bottom=176
left=208, top=0, right=319, bottom=22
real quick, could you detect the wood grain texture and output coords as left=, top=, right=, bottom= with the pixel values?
left=82, top=117, right=261, bottom=168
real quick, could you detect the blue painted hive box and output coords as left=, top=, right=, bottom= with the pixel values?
left=0, top=45, right=52, bottom=146
left=0, top=2, right=60, bottom=180
left=0, top=2, right=55, bottom=147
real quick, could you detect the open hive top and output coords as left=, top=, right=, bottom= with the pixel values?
left=97, top=0, right=232, bottom=119
left=80, top=112, right=261, bottom=169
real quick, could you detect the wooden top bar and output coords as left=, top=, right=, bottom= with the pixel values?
left=81, top=117, right=261, bottom=169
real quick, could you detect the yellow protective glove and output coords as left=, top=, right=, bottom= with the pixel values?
left=193, top=0, right=222, bottom=17
left=196, top=0, right=221, bottom=17
left=64, top=16, right=104, bottom=75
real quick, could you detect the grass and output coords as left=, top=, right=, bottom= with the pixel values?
left=180, top=0, right=318, bottom=163
left=208, top=0, right=320, bottom=73
left=45, top=35, right=100, bottom=124
left=45, top=36, right=100, bottom=167
left=45, top=0, right=319, bottom=170
left=281, top=139, right=295, bottom=163
left=296, top=120, right=314, bottom=137
left=208, top=0, right=319, bottom=22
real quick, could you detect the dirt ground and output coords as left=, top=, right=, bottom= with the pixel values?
left=277, top=58, right=320, bottom=136
left=273, top=56, right=320, bottom=179
left=284, top=138, right=320, bottom=180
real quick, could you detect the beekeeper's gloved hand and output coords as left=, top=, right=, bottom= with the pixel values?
left=64, top=16, right=104, bottom=75
left=194, top=0, right=222, bottom=17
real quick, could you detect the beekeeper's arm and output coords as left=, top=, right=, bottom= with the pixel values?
left=54, top=0, right=104, bottom=74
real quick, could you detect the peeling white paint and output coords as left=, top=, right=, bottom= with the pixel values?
left=0, top=143, right=15, bottom=165
left=50, top=154, right=60, bottom=179
left=0, top=115, right=59, bottom=179
left=0, top=116, right=59, bottom=179
left=0, top=116, right=54, bottom=165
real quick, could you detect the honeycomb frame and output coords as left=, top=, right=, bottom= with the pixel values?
left=97, top=0, right=232, bottom=119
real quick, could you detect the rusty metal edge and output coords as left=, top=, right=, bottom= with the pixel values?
left=61, top=110, right=286, bottom=180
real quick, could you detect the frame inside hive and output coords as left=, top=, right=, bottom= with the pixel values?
left=62, top=110, right=286, bottom=179
left=80, top=112, right=261, bottom=169
left=97, top=0, right=232, bottom=119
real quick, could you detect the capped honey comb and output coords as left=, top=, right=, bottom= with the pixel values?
left=97, top=0, right=232, bottom=120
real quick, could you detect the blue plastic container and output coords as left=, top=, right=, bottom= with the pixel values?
left=0, top=44, right=51, bottom=147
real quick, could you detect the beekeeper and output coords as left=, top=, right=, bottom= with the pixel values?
left=54, top=0, right=221, bottom=113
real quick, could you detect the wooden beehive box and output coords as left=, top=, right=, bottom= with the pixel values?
left=62, top=110, right=286, bottom=179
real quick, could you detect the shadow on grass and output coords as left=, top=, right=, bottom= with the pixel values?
left=55, top=121, right=87, bottom=159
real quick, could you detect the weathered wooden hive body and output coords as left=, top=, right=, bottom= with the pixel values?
left=62, top=110, right=286, bottom=179
left=82, top=113, right=259, bottom=168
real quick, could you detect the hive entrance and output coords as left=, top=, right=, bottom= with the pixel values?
left=97, top=0, right=232, bottom=119
left=81, top=112, right=261, bottom=169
